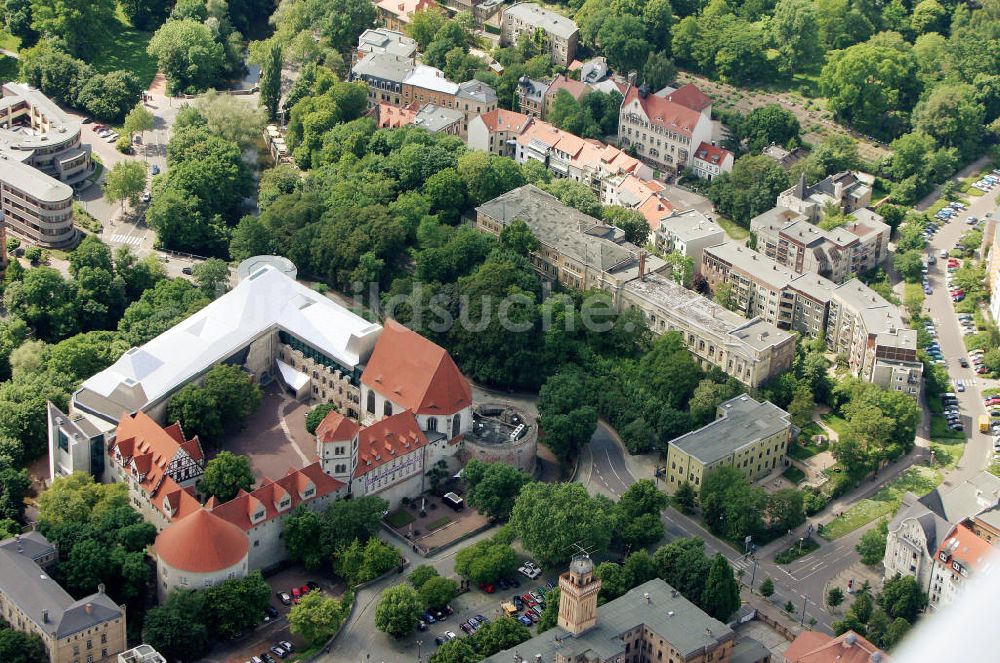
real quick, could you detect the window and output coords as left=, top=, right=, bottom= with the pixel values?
left=384, top=401, right=393, bottom=417
left=367, top=391, right=375, bottom=414
left=427, top=417, right=438, bottom=432
left=452, top=414, right=461, bottom=438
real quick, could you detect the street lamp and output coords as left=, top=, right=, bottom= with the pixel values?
left=800, top=594, right=809, bottom=626
left=417, top=640, right=423, bottom=663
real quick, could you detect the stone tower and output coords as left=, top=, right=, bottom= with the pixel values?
left=557, top=555, right=601, bottom=634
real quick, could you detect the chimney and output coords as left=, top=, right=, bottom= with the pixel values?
left=627, top=71, right=637, bottom=87
left=84, top=603, right=93, bottom=615
left=638, top=251, right=646, bottom=280
left=534, top=656, right=542, bottom=663
left=98, top=583, right=105, bottom=595
left=15, top=534, right=22, bottom=553
left=42, top=609, right=48, bottom=623
left=644, top=592, right=651, bottom=604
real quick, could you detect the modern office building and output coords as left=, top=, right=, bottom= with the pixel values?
left=664, top=394, right=792, bottom=489
left=500, top=3, right=579, bottom=67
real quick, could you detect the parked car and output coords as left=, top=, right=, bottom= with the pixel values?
left=422, top=612, right=436, bottom=624
left=435, top=635, right=446, bottom=646
left=290, top=587, right=301, bottom=604
left=445, top=631, right=457, bottom=640
left=259, top=653, right=275, bottom=663
left=307, top=581, right=321, bottom=592
left=480, top=583, right=495, bottom=594
left=181, top=266, right=193, bottom=275
left=264, top=605, right=278, bottom=621
left=277, top=592, right=291, bottom=606
left=270, top=645, right=288, bottom=659
left=151, top=165, right=160, bottom=175
left=517, top=614, right=533, bottom=626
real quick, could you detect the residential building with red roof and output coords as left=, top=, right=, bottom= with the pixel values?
left=376, top=0, right=439, bottom=32
left=210, top=462, right=345, bottom=569
left=692, top=141, right=734, bottom=181
left=618, top=83, right=714, bottom=176
left=784, top=630, right=888, bottom=663
left=543, top=74, right=589, bottom=119
left=108, top=411, right=205, bottom=530
left=374, top=102, right=418, bottom=129
left=468, top=109, right=533, bottom=155
left=929, top=522, right=998, bottom=610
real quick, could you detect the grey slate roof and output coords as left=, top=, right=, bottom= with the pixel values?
left=482, top=579, right=734, bottom=663
left=669, top=394, right=791, bottom=465
left=889, top=492, right=949, bottom=555
left=919, top=471, right=1000, bottom=523
left=0, top=151, right=74, bottom=202
left=503, top=3, right=579, bottom=39
left=351, top=52, right=413, bottom=84
left=732, top=635, right=772, bottom=663
left=0, top=531, right=56, bottom=564
left=456, top=80, right=498, bottom=105
left=0, top=543, right=122, bottom=639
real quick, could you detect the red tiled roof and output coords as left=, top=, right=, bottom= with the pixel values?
left=316, top=411, right=360, bottom=443
left=694, top=141, right=733, bottom=166
left=785, top=630, right=888, bottom=663
left=211, top=462, right=344, bottom=532
left=546, top=75, right=588, bottom=102
left=155, top=509, right=249, bottom=573
left=623, top=86, right=701, bottom=136
left=361, top=319, right=471, bottom=415
left=354, top=410, right=428, bottom=478
left=478, top=109, right=532, bottom=133
left=663, top=83, right=712, bottom=112
left=111, top=411, right=204, bottom=499
left=157, top=477, right=202, bottom=522
left=936, top=522, right=994, bottom=575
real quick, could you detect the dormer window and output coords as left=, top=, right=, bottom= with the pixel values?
left=253, top=509, right=265, bottom=522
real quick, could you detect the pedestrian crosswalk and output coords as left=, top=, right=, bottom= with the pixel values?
left=109, top=233, right=143, bottom=246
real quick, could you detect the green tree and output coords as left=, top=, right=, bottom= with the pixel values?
left=643, top=51, right=678, bottom=91
left=103, top=161, right=147, bottom=215
left=420, top=576, right=458, bottom=610
left=148, top=19, right=226, bottom=94
left=123, top=103, right=155, bottom=140
left=195, top=90, right=268, bottom=151
left=166, top=383, right=223, bottom=444
left=770, top=0, right=821, bottom=73
left=75, top=71, right=143, bottom=123
left=510, top=482, right=614, bottom=566
left=407, top=8, right=446, bottom=50
left=878, top=573, right=927, bottom=622
left=229, top=215, right=275, bottom=261
left=320, top=495, right=389, bottom=554
left=29, top=0, right=114, bottom=57
left=819, top=33, right=921, bottom=138
left=0, top=628, right=47, bottom=663
left=258, top=41, right=283, bottom=120
left=191, top=258, right=231, bottom=298
left=759, top=577, right=775, bottom=598
left=3, top=0, right=37, bottom=46
left=736, top=105, right=801, bottom=154
left=203, top=362, right=263, bottom=427
left=289, top=591, right=347, bottom=645
left=198, top=451, right=254, bottom=502
left=470, top=616, right=532, bottom=658
left=3, top=267, right=79, bottom=343
left=408, top=565, right=440, bottom=590
left=119, top=0, right=171, bottom=30
left=429, top=638, right=478, bottom=663
left=674, top=481, right=697, bottom=514
left=203, top=572, right=271, bottom=640
left=701, top=553, right=741, bottom=621
left=498, top=219, right=539, bottom=257
left=788, top=384, right=816, bottom=428
left=305, top=402, right=338, bottom=435
left=597, top=15, right=653, bottom=74
left=454, top=538, right=518, bottom=585
left=283, top=504, right=325, bottom=569
left=374, top=583, right=423, bottom=638
left=911, top=83, right=986, bottom=159
left=708, top=155, right=790, bottom=226
left=654, top=537, right=712, bottom=602
left=602, top=206, right=650, bottom=245
left=462, top=459, right=531, bottom=520
left=827, top=586, right=845, bottom=610
left=321, top=0, right=376, bottom=53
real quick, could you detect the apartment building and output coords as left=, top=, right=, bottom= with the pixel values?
left=500, top=3, right=579, bottom=67
left=412, top=104, right=464, bottom=135
left=483, top=557, right=767, bottom=663
left=702, top=242, right=922, bottom=394
left=692, top=141, right=734, bottom=181
left=515, top=77, right=548, bottom=118
left=654, top=209, right=725, bottom=266
left=0, top=534, right=127, bottom=663
left=618, top=84, right=713, bottom=176
left=476, top=186, right=796, bottom=387
left=542, top=74, right=588, bottom=119
left=467, top=109, right=533, bottom=156
left=352, top=52, right=412, bottom=106
left=354, top=28, right=417, bottom=63
left=375, top=0, right=438, bottom=31
left=0, top=154, right=76, bottom=248
left=665, top=395, right=792, bottom=490
left=785, top=631, right=887, bottom=663
left=777, top=171, right=873, bottom=222
left=751, top=206, right=889, bottom=283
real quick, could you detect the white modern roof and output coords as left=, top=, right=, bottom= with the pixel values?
left=75, top=266, right=382, bottom=420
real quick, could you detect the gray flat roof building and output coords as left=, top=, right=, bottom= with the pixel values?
left=502, top=2, right=578, bottom=39
left=413, top=104, right=465, bottom=133
left=669, top=394, right=791, bottom=466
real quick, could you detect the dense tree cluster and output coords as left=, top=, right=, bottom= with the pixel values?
left=166, top=363, right=262, bottom=445
left=833, top=576, right=925, bottom=649
left=699, top=466, right=806, bottom=543
left=428, top=616, right=532, bottom=663
left=18, top=41, right=142, bottom=122
left=830, top=378, right=920, bottom=478
left=144, top=572, right=271, bottom=659
left=283, top=496, right=389, bottom=570
left=462, top=459, right=532, bottom=520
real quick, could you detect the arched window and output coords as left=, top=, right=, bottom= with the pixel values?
left=427, top=417, right=438, bottom=432
left=384, top=401, right=393, bottom=417
left=366, top=391, right=375, bottom=414
left=452, top=414, right=461, bottom=439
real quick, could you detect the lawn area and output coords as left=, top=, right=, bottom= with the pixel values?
left=788, top=438, right=826, bottom=461
left=930, top=442, right=962, bottom=471
left=820, top=413, right=849, bottom=437
left=426, top=516, right=452, bottom=531
left=0, top=29, right=20, bottom=53
left=385, top=510, right=415, bottom=528
left=0, top=55, right=17, bottom=83
left=930, top=415, right=965, bottom=440
left=716, top=216, right=750, bottom=240
left=775, top=536, right=820, bottom=564
left=783, top=465, right=806, bottom=484
left=821, top=465, right=941, bottom=540
left=88, top=10, right=157, bottom=87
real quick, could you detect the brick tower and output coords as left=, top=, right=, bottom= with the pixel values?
left=557, top=555, right=601, bottom=635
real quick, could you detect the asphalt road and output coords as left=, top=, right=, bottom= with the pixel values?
left=920, top=181, right=1000, bottom=485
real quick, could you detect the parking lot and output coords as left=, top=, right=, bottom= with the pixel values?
left=198, top=568, right=345, bottom=663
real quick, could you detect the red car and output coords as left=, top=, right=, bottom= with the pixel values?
left=299, top=584, right=310, bottom=597
left=521, top=593, right=536, bottom=607
left=479, top=583, right=495, bottom=594
left=291, top=587, right=301, bottom=604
